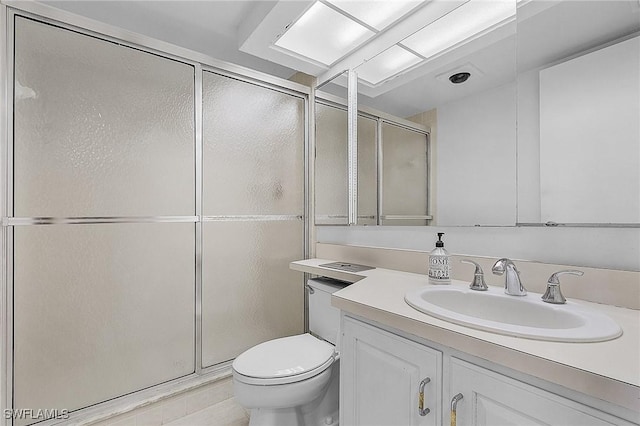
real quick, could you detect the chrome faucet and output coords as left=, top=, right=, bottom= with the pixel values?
left=492, top=258, right=527, bottom=296
left=460, top=259, right=488, bottom=291
left=542, top=270, right=584, bottom=304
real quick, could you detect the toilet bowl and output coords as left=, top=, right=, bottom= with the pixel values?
left=233, top=334, right=339, bottom=426
left=232, top=278, right=345, bottom=426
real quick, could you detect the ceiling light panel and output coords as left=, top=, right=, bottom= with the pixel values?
left=356, top=45, right=423, bottom=85
left=325, top=0, right=426, bottom=30
left=274, top=1, right=375, bottom=66
left=401, top=0, right=515, bottom=59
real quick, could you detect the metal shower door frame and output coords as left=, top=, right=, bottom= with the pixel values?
left=0, top=2, right=312, bottom=424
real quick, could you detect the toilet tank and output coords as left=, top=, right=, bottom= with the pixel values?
left=308, top=278, right=347, bottom=345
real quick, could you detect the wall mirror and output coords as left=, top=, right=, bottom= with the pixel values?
left=373, top=112, right=430, bottom=226
left=516, top=0, right=640, bottom=226
left=316, top=0, right=518, bottom=227
left=315, top=71, right=351, bottom=225
left=314, top=72, right=430, bottom=226
left=315, top=70, right=377, bottom=226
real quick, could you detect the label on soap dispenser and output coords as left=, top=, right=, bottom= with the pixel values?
left=428, top=256, right=451, bottom=284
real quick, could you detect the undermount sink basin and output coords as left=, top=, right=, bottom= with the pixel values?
left=404, top=285, right=622, bottom=342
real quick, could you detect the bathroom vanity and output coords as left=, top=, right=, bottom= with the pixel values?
left=291, top=258, right=640, bottom=426
left=340, top=315, right=635, bottom=425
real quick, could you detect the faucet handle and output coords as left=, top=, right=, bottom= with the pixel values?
left=548, top=269, right=584, bottom=284
left=461, top=260, right=488, bottom=291
left=542, top=270, right=584, bottom=304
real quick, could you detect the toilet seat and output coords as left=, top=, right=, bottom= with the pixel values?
left=233, top=333, right=335, bottom=386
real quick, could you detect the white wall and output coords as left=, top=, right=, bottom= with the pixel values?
left=316, top=225, right=640, bottom=272
left=437, top=83, right=516, bottom=226
left=516, top=69, right=542, bottom=223
left=538, top=36, right=639, bottom=224
left=518, top=37, right=639, bottom=224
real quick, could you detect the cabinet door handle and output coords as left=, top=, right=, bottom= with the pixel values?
left=418, top=377, right=431, bottom=416
left=450, top=393, right=464, bottom=426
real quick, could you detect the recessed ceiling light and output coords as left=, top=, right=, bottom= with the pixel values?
left=435, top=62, right=484, bottom=84
left=325, top=0, right=425, bottom=31
left=356, top=45, right=423, bottom=85
left=449, top=72, right=471, bottom=83
left=274, top=1, right=375, bottom=66
left=401, top=0, right=515, bottom=60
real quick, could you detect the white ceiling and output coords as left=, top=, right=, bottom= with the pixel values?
left=43, top=1, right=296, bottom=79
left=517, top=0, right=640, bottom=73
left=38, top=1, right=640, bottom=118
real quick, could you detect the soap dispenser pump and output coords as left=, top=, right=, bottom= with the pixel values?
left=428, top=233, right=451, bottom=285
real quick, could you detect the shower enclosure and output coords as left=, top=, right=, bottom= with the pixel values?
left=2, top=7, right=307, bottom=425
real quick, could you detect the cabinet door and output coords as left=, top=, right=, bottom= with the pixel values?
left=341, top=316, right=442, bottom=426
left=448, top=358, right=633, bottom=426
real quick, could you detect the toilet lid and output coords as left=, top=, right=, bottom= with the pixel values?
left=233, top=334, right=334, bottom=381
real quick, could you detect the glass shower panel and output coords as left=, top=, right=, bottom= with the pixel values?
left=202, top=71, right=304, bottom=216
left=13, top=223, right=195, bottom=421
left=201, top=220, right=304, bottom=366
left=315, top=103, right=378, bottom=225
left=381, top=123, right=428, bottom=225
left=201, top=71, right=305, bottom=368
left=13, top=17, right=194, bottom=217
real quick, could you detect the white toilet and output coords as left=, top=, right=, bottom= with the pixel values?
left=232, top=278, right=344, bottom=426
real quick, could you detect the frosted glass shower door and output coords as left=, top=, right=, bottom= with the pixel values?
left=202, top=71, right=305, bottom=367
left=13, top=225, right=195, bottom=418
left=13, top=17, right=195, bottom=217
left=12, top=17, right=196, bottom=421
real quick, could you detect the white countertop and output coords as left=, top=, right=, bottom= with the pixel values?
left=291, top=258, right=640, bottom=412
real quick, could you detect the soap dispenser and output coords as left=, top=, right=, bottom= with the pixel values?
left=428, top=232, right=451, bottom=285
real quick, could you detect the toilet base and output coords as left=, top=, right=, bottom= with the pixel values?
left=248, top=399, right=338, bottom=426
left=245, top=363, right=339, bottom=426
left=248, top=407, right=302, bottom=426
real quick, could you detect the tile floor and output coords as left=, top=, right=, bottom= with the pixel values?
left=92, top=377, right=248, bottom=426
left=163, top=398, right=249, bottom=426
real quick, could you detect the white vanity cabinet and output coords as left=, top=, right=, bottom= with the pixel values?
left=448, top=358, right=632, bottom=426
left=341, top=315, right=635, bottom=426
left=341, top=316, right=442, bottom=426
